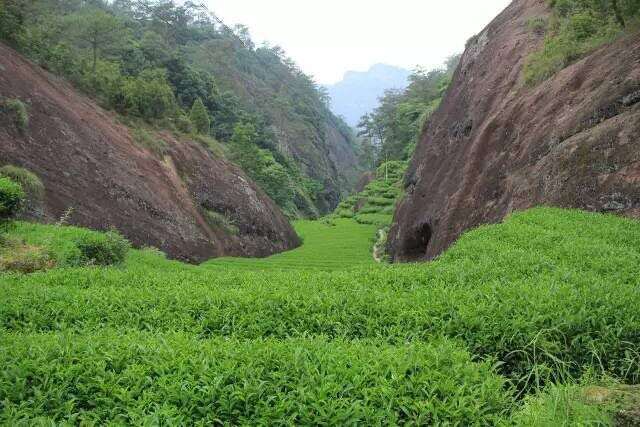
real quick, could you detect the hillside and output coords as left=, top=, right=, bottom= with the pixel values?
left=0, top=1, right=362, bottom=217
left=0, top=42, right=299, bottom=262
left=1, top=207, right=640, bottom=423
left=326, top=64, right=410, bottom=127
left=389, top=0, right=640, bottom=261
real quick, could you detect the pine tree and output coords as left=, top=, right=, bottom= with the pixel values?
left=189, top=98, right=210, bottom=135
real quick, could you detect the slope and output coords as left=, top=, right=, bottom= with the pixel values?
left=0, top=42, right=299, bottom=262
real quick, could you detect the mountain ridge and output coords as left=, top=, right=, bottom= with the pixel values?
left=326, top=63, right=410, bottom=127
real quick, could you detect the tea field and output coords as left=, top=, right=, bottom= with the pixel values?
left=1, top=207, right=640, bottom=424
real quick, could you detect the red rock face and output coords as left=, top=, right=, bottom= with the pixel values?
left=0, top=43, right=300, bottom=262
left=388, top=0, right=640, bottom=262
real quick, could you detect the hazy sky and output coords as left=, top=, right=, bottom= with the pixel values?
left=208, top=0, right=512, bottom=84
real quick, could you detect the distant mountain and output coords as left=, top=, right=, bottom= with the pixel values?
left=326, top=64, right=411, bottom=128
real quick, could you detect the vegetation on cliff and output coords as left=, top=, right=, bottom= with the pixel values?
left=356, top=57, right=459, bottom=167
left=0, top=0, right=360, bottom=217
left=525, top=0, right=640, bottom=84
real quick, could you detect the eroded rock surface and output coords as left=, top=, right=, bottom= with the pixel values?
left=389, top=0, right=640, bottom=261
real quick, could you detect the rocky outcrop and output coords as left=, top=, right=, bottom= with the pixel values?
left=388, top=0, right=640, bottom=262
left=0, top=43, right=300, bottom=262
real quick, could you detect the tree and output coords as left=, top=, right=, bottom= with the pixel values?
left=70, top=9, right=125, bottom=76
left=0, top=0, right=26, bottom=45
left=190, top=98, right=210, bottom=134
left=611, top=0, right=626, bottom=26
left=121, top=68, right=176, bottom=120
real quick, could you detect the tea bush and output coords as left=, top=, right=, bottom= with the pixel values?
left=74, top=229, right=130, bottom=266
left=0, top=177, right=25, bottom=220
left=1, top=207, right=639, bottom=423
left=0, top=332, right=513, bottom=425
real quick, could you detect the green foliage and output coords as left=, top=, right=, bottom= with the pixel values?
left=189, top=98, right=210, bottom=134
left=358, top=57, right=459, bottom=164
left=131, top=128, right=169, bottom=158
left=0, top=177, right=25, bottom=220
left=0, top=165, right=44, bottom=202
left=74, top=229, right=130, bottom=266
left=0, top=0, right=26, bottom=45
left=0, top=165, right=45, bottom=218
left=174, top=112, right=194, bottom=134
left=229, top=123, right=296, bottom=212
left=524, top=0, right=638, bottom=84
left=1, top=208, right=640, bottom=422
left=121, top=69, right=177, bottom=120
left=0, top=333, right=511, bottom=425
left=527, top=16, right=549, bottom=33
left=67, top=8, right=127, bottom=76
left=1, top=98, right=29, bottom=131
left=2, top=0, right=354, bottom=217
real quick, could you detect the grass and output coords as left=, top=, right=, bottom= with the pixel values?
left=0, top=221, right=129, bottom=269
left=1, top=98, right=28, bottom=131
left=1, top=207, right=640, bottom=423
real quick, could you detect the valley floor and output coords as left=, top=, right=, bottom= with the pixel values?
left=1, top=207, right=640, bottom=424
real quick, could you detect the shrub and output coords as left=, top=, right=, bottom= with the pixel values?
left=203, top=209, right=239, bottom=235
left=0, top=333, right=513, bottom=425
left=120, top=69, right=176, bottom=121
left=527, top=16, right=548, bottom=34
left=189, top=97, right=210, bottom=134
left=1, top=98, right=28, bottom=131
left=74, top=229, right=130, bottom=266
left=0, top=165, right=44, bottom=200
left=174, top=113, right=194, bottom=134
left=0, top=177, right=25, bottom=220
left=0, top=166, right=44, bottom=216
left=131, top=128, right=169, bottom=158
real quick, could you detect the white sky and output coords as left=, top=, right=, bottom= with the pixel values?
left=207, top=0, right=512, bottom=84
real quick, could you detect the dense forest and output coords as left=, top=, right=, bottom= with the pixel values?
left=0, top=0, right=361, bottom=217
left=356, top=56, right=460, bottom=168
